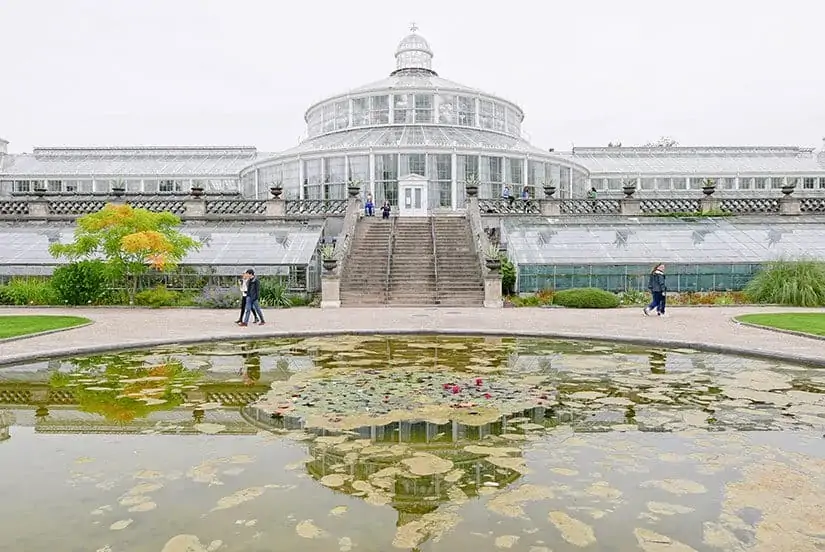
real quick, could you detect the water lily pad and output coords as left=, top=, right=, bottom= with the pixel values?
left=296, top=519, right=327, bottom=539
left=548, top=511, right=596, bottom=547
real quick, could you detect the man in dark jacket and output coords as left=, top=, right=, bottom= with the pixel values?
left=239, top=269, right=265, bottom=326
left=644, top=264, right=667, bottom=317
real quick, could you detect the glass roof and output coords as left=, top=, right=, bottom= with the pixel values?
left=502, top=217, right=825, bottom=265
left=276, top=125, right=549, bottom=157
left=559, top=148, right=825, bottom=175
left=0, top=222, right=322, bottom=274
left=0, top=147, right=264, bottom=177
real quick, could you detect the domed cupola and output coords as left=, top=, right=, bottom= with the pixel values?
left=390, top=23, right=437, bottom=77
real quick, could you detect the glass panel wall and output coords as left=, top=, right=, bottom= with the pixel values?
left=370, top=96, right=389, bottom=125
left=528, top=161, right=545, bottom=198
left=374, top=153, right=398, bottom=206
left=393, top=94, right=413, bottom=124
left=479, top=156, right=503, bottom=199
left=348, top=155, right=369, bottom=185
left=324, top=156, right=346, bottom=199
left=457, top=96, right=475, bottom=126
left=428, top=154, right=452, bottom=209
left=437, top=94, right=456, bottom=124
left=719, top=177, right=735, bottom=190
left=302, top=159, right=322, bottom=199
left=414, top=94, right=433, bottom=123
left=283, top=160, right=300, bottom=198
left=352, top=98, right=369, bottom=126
left=401, top=154, right=426, bottom=177
left=307, top=110, right=322, bottom=137
left=457, top=155, right=479, bottom=182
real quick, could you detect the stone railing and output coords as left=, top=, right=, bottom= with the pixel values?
left=0, top=193, right=350, bottom=220
left=285, top=199, right=347, bottom=216
left=332, top=196, right=361, bottom=277
left=467, top=193, right=503, bottom=308
left=479, top=187, right=825, bottom=217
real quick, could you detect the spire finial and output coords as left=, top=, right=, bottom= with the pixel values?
left=410, top=22, right=418, bottom=33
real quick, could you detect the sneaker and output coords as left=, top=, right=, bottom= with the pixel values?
left=257, top=322, right=266, bottom=326
left=643, top=307, right=650, bottom=316
left=238, top=322, right=248, bottom=327
left=658, top=313, right=666, bottom=317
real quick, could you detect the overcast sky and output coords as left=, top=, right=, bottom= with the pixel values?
left=2, top=0, right=823, bottom=154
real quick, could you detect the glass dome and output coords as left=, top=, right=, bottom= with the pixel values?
left=393, top=28, right=435, bottom=75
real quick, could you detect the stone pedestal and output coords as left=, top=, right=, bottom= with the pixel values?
left=184, top=199, right=206, bottom=217
left=321, top=276, right=341, bottom=308
left=29, top=199, right=49, bottom=217
left=540, top=199, right=560, bottom=216
left=699, top=196, right=719, bottom=213
left=779, top=195, right=800, bottom=216
left=620, top=198, right=641, bottom=216
left=484, top=274, right=503, bottom=308
left=266, top=199, right=285, bottom=217
left=30, top=389, right=49, bottom=402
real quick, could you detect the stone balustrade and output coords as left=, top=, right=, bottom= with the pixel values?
left=478, top=187, right=825, bottom=217
left=0, top=193, right=349, bottom=220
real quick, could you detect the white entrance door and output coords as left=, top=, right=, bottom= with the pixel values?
left=398, top=174, right=428, bottom=217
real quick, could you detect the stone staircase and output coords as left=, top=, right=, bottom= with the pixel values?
left=339, top=216, right=485, bottom=307
left=388, top=219, right=436, bottom=306
left=432, top=217, right=484, bottom=306
left=339, top=218, right=392, bottom=307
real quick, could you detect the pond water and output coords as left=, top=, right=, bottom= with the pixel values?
left=1, top=335, right=824, bottom=552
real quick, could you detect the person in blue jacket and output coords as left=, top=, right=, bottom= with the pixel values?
left=644, top=263, right=667, bottom=317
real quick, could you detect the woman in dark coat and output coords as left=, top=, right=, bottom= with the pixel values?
left=644, top=263, right=667, bottom=317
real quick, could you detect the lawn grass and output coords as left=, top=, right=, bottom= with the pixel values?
left=0, top=315, right=91, bottom=339
left=736, top=312, right=825, bottom=337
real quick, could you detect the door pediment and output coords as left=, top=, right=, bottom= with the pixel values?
left=398, top=173, right=428, bottom=185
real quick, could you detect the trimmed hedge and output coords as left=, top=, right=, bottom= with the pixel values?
left=553, top=287, right=620, bottom=309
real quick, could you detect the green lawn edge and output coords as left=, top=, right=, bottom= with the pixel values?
left=735, top=313, right=825, bottom=337
left=0, top=315, right=92, bottom=339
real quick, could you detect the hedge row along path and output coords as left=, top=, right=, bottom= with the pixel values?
left=0, top=306, right=823, bottom=367
left=0, top=315, right=91, bottom=340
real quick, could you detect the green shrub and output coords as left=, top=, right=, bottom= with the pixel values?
left=0, top=286, right=13, bottom=305
left=553, top=287, right=620, bottom=309
left=51, top=260, right=109, bottom=305
left=617, top=290, right=648, bottom=306
left=195, top=286, right=239, bottom=309
left=745, top=260, right=825, bottom=307
left=135, top=285, right=180, bottom=308
left=259, top=277, right=292, bottom=308
left=1, top=278, right=59, bottom=305
left=500, top=256, right=516, bottom=296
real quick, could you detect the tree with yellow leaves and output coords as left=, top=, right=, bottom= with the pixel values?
left=49, top=204, right=201, bottom=304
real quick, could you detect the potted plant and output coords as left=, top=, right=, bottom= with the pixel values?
left=781, top=179, right=797, bottom=196
left=270, top=181, right=283, bottom=199
left=542, top=180, right=557, bottom=198
left=484, top=243, right=501, bottom=271
left=33, top=184, right=47, bottom=197
left=701, top=178, right=716, bottom=196
left=622, top=179, right=637, bottom=198
left=465, top=174, right=480, bottom=198
left=190, top=183, right=204, bottom=198
left=321, top=244, right=337, bottom=272
left=347, top=179, right=361, bottom=198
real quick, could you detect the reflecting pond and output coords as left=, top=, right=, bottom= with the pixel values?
left=1, top=335, right=825, bottom=551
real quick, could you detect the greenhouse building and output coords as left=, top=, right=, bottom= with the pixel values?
left=0, top=27, right=824, bottom=297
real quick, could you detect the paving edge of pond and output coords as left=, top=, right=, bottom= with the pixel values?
left=0, top=320, right=94, bottom=345
left=1, top=327, right=824, bottom=369
left=733, top=319, right=825, bottom=343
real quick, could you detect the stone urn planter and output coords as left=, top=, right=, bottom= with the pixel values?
left=33, top=187, right=47, bottom=197
left=347, top=181, right=361, bottom=198
left=701, top=185, right=716, bottom=196
left=321, top=245, right=337, bottom=273
left=781, top=184, right=796, bottom=196
left=484, top=244, right=501, bottom=271
left=543, top=185, right=557, bottom=198
left=465, top=184, right=479, bottom=198
left=190, top=186, right=204, bottom=198
left=111, top=187, right=126, bottom=197
left=270, top=185, right=283, bottom=199
left=622, top=185, right=636, bottom=198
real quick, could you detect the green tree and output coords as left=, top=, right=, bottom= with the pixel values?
left=48, top=204, right=201, bottom=304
